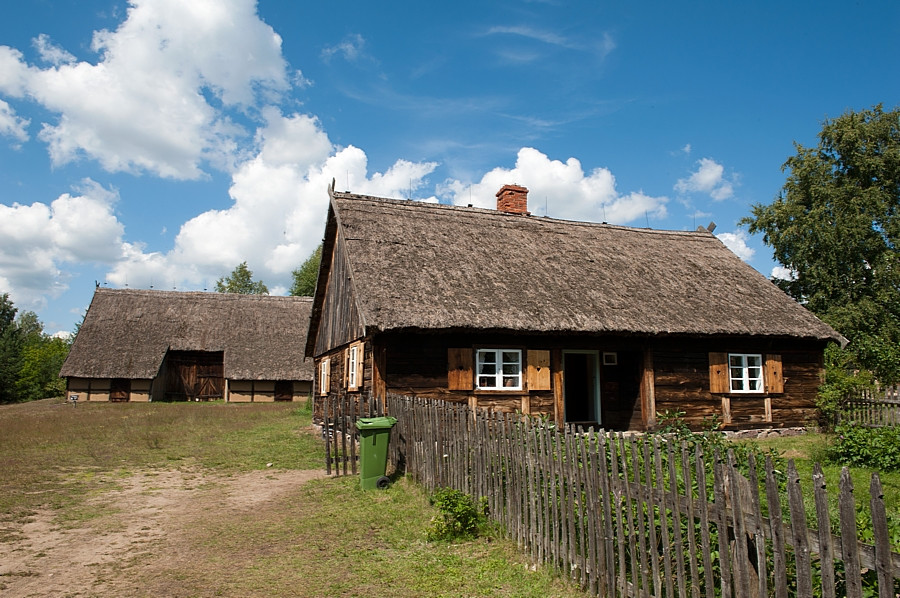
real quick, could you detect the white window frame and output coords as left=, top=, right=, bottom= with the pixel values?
left=476, top=349, right=522, bottom=391
left=319, top=358, right=330, bottom=396
left=347, top=344, right=359, bottom=390
left=728, top=353, right=763, bottom=393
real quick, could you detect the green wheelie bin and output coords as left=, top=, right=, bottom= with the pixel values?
left=355, top=416, right=397, bottom=490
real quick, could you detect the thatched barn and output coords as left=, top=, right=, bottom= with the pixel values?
left=61, top=289, right=314, bottom=402
left=306, top=183, right=845, bottom=431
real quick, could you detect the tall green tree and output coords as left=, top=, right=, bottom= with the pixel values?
left=742, top=104, right=900, bottom=381
left=289, top=243, right=322, bottom=296
left=215, top=262, right=269, bottom=295
left=0, top=293, right=24, bottom=403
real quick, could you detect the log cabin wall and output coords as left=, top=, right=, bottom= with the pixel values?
left=652, top=339, right=827, bottom=429
left=313, top=331, right=829, bottom=431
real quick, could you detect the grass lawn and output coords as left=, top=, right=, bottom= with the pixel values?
left=0, top=398, right=589, bottom=597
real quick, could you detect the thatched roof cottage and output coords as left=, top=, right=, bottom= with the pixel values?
left=61, top=289, right=314, bottom=402
left=306, top=183, right=844, bottom=430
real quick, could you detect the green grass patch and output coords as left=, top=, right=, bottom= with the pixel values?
left=139, top=476, right=587, bottom=597
left=0, top=398, right=324, bottom=521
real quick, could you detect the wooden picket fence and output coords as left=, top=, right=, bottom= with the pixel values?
left=323, top=393, right=900, bottom=597
left=841, top=387, right=900, bottom=427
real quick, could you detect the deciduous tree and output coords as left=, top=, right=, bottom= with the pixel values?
left=742, top=104, right=900, bottom=381
left=215, top=262, right=269, bottom=295
left=289, top=243, right=322, bottom=296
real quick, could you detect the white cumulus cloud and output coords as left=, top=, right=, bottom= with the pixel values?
left=0, top=0, right=290, bottom=179
left=0, top=179, right=127, bottom=310
left=440, top=147, right=667, bottom=225
left=0, top=99, right=29, bottom=143
left=716, top=230, right=755, bottom=262
left=675, top=157, right=735, bottom=201
left=105, top=112, right=438, bottom=292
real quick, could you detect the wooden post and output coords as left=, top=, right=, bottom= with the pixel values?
left=552, top=349, right=564, bottom=424
left=640, top=346, right=656, bottom=429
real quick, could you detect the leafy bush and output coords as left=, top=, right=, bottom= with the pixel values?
left=817, top=344, right=877, bottom=431
left=426, top=488, right=488, bottom=541
left=826, top=422, right=900, bottom=471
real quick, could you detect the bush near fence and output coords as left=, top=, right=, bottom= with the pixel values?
left=323, top=393, right=900, bottom=598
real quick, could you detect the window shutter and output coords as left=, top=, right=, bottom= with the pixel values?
left=347, top=342, right=363, bottom=391
left=765, top=354, right=784, bottom=394
left=448, top=348, right=474, bottom=390
left=709, top=352, right=729, bottom=394
left=527, top=350, right=551, bottom=391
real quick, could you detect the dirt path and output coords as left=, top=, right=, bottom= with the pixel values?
left=0, top=467, right=327, bottom=597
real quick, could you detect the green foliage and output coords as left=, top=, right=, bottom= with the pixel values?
left=741, top=104, right=900, bottom=382
left=826, top=422, right=900, bottom=471
left=215, top=261, right=269, bottom=295
left=426, top=487, right=488, bottom=541
left=817, top=344, right=877, bottom=430
left=18, top=336, right=69, bottom=401
left=289, top=243, right=322, bottom=296
left=0, top=293, right=24, bottom=404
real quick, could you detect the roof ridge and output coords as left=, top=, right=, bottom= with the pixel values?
left=332, top=192, right=712, bottom=238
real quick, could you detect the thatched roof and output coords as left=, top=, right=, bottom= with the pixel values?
left=309, top=190, right=843, bottom=346
left=61, top=289, right=314, bottom=380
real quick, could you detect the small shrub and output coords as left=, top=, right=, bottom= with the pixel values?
left=826, top=422, right=900, bottom=471
left=426, top=488, right=487, bottom=541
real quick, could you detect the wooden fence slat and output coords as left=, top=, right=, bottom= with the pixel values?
left=632, top=437, right=652, bottom=597
left=765, top=456, right=788, bottom=598
left=695, top=445, right=715, bottom=598
left=713, top=453, right=734, bottom=598
left=655, top=437, right=675, bottom=598
left=870, top=473, right=894, bottom=598
left=668, top=441, right=688, bottom=598
left=813, top=463, right=837, bottom=598
left=681, top=442, right=702, bottom=598
left=840, top=467, right=864, bottom=598
left=746, top=455, right=769, bottom=598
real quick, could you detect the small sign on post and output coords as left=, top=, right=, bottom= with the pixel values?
left=69, top=394, right=78, bottom=407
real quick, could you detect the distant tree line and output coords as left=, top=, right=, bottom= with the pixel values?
left=0, top=293, right=70, bottom=404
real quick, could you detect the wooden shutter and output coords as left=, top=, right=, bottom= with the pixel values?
left=709, top=352, right=729, bottom=394
left=447, top=348, right=474, bottom=390
left=319, top=358, right=331, bottom=396
left=765, top=354, right=784, bottom=394
left=526, top=350, right=551, bottom=390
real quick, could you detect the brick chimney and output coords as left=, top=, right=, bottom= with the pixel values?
left=496, top=184, right=529, bottom=215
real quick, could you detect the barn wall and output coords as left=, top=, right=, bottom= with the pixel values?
left=313, top=230, right=365, bottom=357
left=130, top=380, right=152, bottom=402
left=228, top=380, right=311, bottom=402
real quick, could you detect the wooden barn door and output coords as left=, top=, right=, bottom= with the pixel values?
left=164, top=351, right=224, bottom=401
left=110, top=378, right=130, bottom=402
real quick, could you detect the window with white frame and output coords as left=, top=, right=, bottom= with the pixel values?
left=729, top=353, right=763, bottom=392
left=319, top=358, right=330, bottom=395
left=476, top=349, right=522, bottom=390
left=347, top=344, right=359, bottom=390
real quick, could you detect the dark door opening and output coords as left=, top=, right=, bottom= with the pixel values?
left=164, top=351, right=224, bottom=401
left=563, top=351, right=600, bottom=427
left=110, top=378, right=130, bottom=402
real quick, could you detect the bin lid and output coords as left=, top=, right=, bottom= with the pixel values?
left=355, top=416, right=398, bottom=430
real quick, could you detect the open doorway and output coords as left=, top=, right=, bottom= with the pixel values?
left=563, top=350, right=601, bottom=428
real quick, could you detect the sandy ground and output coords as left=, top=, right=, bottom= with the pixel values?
left=0, top=468, right=326, bottom=597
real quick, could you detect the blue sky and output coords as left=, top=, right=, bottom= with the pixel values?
left=0, top=0, right=898, bottom=335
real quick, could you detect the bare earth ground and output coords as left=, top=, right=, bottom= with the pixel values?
left=0, top=467, right=326, bottom=597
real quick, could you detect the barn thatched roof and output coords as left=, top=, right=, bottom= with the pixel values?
left=308, top=190, right=843, bottom=349
left=61, top=289, right=314, bottom=381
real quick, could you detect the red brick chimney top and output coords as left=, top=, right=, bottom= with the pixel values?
left=496, top=184, right=529, bottom=215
